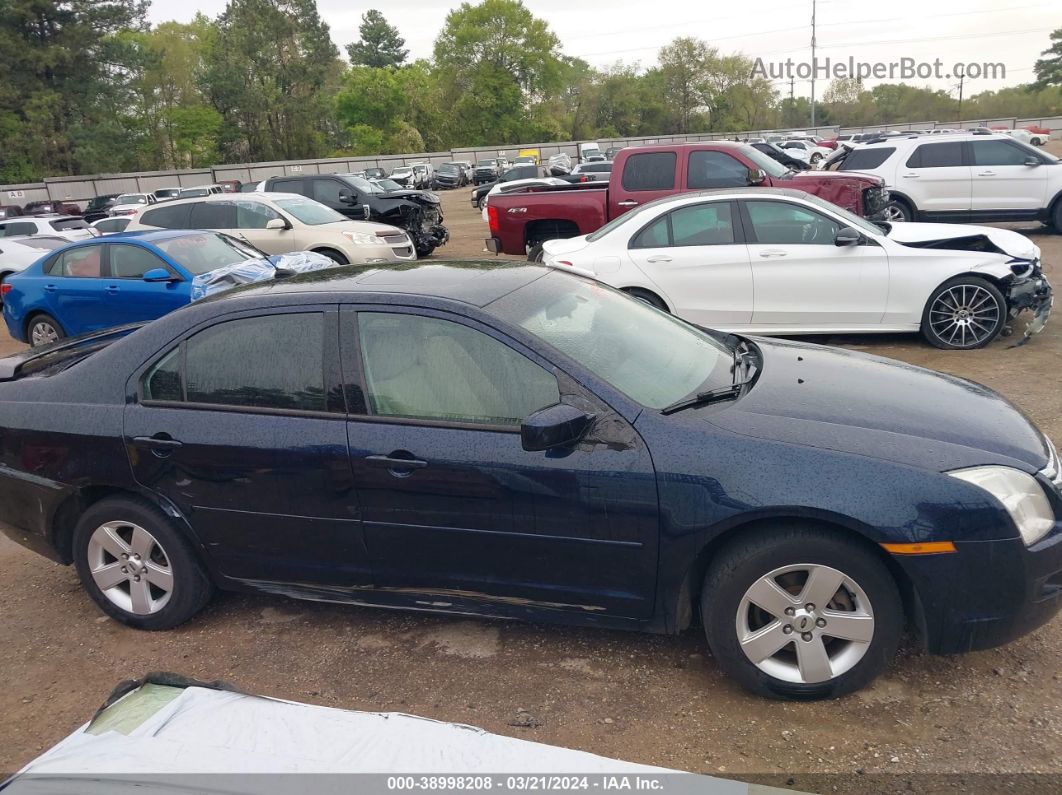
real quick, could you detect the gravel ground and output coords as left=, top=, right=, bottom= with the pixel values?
left=2, top=152, right=1062, bottom=791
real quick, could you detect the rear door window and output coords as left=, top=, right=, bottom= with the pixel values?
left=142, top=313, right=329, bottom=412
left=906, top=142, right=964, bottom=168
left=52, top=244, right=104, bottom=277
left=621, top=153, right=677, bottom=191
left=189, top=202, right=237, bottom=229
left=669, top=202, right=737, bottom=246
left=270, top=178, right=304, bottom=194
left=630, top=216, right=670, bottom=248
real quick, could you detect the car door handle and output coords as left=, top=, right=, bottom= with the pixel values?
left=105, top=285, right=120, bottom=293
left=43, top=284, right=57, bottom=292
left=901, top=173, right=920, bottom=178
left=366, top=453, right=428, bottom=473
left=646, top=255, right=672, bottom=263
left=976, top=171, right=996, bottom=176
left=617, top=200, right=639, bottom=207
left=759, top=249, right=788, bottom=258
left=131, top=435, right=183, bottom=458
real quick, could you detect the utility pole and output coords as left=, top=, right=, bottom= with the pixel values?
left=810, top=0, right=817, bottom=129
left=956, top=65, right=965, bottom=123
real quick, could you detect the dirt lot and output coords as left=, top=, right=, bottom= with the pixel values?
left=2, top=154, right=1062, bottom=790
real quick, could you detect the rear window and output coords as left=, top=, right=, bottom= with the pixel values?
left=621, top=153, right=676, bottom=191
left=583, top=163, right=612, bottom=173
left=21, top=237, right=67, bottom=250
left=838, top=147, right=895, bottom=170
left=49, top=219, right=88, bottom=231
left=906, top=142, right=964, bottom=168
left=140, top=204, right=193, bottom=229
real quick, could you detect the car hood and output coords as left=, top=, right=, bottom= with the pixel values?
left=705, top=337, right=1049, bottom=473
left=884, top=222, right=1040, bottom=261
left=377, top=189, right=440, bottom=204
left=324, top=220, right=405, bottom=235
left=785, top=170, right=885, bottom=187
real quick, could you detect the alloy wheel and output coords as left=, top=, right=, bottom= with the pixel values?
left=30, top=320, right=59, bottom=346
left=87, top=521, right=174, bottom=615
left=929, top=284, right=1000, bottom=348
left=883, top=204, right=908, bottom=222
left=735, top=563, right=874, bottom=684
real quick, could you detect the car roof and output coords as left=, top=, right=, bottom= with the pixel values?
left=69, top=229, right=212, bottom=245
left=857, top=132, right=1008, bottom=147
left=138, top=192, right=302, bottom=209
left=219, top=261, right=550, bottom=308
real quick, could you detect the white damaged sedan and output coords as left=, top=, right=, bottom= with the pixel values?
left=541, top=188, right=1052, bottom=350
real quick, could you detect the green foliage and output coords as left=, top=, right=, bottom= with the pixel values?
left=0, top=3, right=1059, bottom=184
left=1034, top=28, right=1062, bottom=90
left=346, top=10, right=407, bottom=68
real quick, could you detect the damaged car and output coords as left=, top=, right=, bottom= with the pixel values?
left=258, top=174, right=448, bottom=258
left=541, top=188, right=1051, bottom=350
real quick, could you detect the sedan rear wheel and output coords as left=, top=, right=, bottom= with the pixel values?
left=921, top=277, right=1005, bottom=350
left=73, top=497, right=212, bottom=630
left=702, top=526, right=902, bottom=699
left=28, top=313, right=64, bottom=346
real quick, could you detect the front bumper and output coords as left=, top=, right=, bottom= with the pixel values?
left=1007, top=270, right=1052, bottom=344
left=862, top=185, right=890, bottom=219
left=900, top=522, right=1062, bottom=654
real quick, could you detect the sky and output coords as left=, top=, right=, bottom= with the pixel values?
left=147, top=0, right=1058, bottom=99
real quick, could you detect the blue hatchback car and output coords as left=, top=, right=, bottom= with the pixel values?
left=1, top=230, right=267, bottom=345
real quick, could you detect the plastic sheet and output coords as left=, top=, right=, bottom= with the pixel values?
left=190, top=251, right=336, bottom=302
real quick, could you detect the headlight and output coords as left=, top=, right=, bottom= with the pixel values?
left=341, top=231, right=379, bottom=246
left=949, top=466, right=1055, bottom=546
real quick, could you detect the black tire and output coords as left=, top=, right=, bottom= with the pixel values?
left=921, top=276, right=1006, bottom=350
left=527, top=244, right=545, bottom=263
left=415, top=244, right=436, bottom=258
left=26, top=312, right=65, bottom=346
left=73, top=496, right=213, bottom=630
left=315, top=248, right=349, bottom=266
left=702, top=525, right=902, bottom=700
left=622, top=287, right=669, bottom=312
left=883, top=198, right=913, bottom=222
left=810, top=153, right=822, bottom=165
left=1051, top=200, right=1062, bottom=233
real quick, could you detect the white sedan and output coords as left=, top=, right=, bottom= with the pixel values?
left=0, top=235, right=70, bottom=283
left=541, top=188, right=1052, bottom=350
left=779, top=140, right=832, bottom=166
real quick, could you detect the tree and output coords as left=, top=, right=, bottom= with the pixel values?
left=433, top=0, right=563, bottom=144
left=657, top=37, right=713, bottom=133
left=203, top=0, right=341, bottom=162
left=1033, top=28, right=1062, bottom=89
left=0, top=0, right=149, bottom=181
left=346, top=10, right=407, bottom=68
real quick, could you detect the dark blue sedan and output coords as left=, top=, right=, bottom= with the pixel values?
left=1, top=229, right=267, bottom=345
left=0, top=262, right=1059, bottom=699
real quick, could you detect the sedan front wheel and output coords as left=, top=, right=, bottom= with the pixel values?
left=921, top=277, right=1005, bottom=350
left=702, top=526, right=902, bottom=699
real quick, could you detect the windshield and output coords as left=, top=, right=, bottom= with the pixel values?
left=155, top=232, right=263, bottom=275
left=117, top=194, right=147, bottom=205
left=373, top=179, right=403, bottom=191
left=439, top=165, right=460, bottom=174
left=478, top=160, right=497, bottom=167
left=737, top=145, right=789, bottom=177
left=274, top=197, right=347, bottom=225
left=489, top=272, right=732, bottom=409
left=392, top=168, right=412, bottom=176
left=339, top=175, right=383, bottom=194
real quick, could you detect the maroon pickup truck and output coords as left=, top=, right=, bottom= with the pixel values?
left=486, top=142, right=889, bottom=257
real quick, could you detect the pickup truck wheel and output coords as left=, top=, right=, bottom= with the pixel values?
left=622, top=288, right=669, bottom=312
left=702, top=525, right=902, bottom=700
left=921, top=276, right=1005, bottom=350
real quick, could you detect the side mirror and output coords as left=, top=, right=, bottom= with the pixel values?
left=265, top=218, right=288, bottom=230
left=1024, top=157, right=1041, bottom=167
left=834, top=226, right=862, bottom=246
left=746, top=168, right=767, bottom=185
left=521, top=403, right=595, bottom=452
left=142, top=267, right=175, bottom=282
left=338, top=188, right=355, bottom=205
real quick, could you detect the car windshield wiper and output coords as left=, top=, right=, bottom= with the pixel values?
left=660, top=381, right=752, bottom=415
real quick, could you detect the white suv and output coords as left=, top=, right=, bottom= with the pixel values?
left=829, top=133, right=1062, bottom=229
